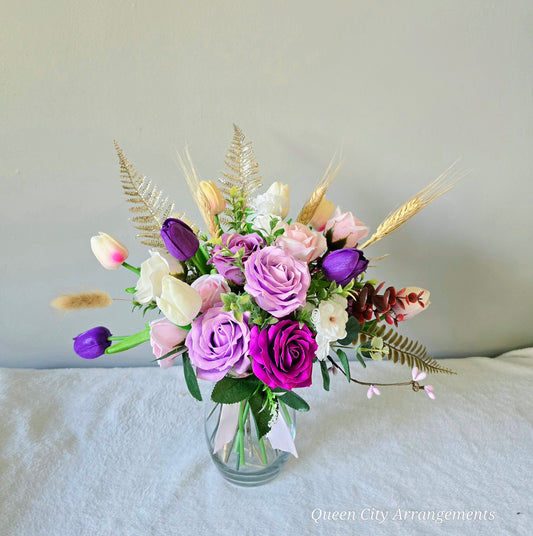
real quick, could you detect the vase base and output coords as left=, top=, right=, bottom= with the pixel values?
left=210, top=451, right=290, bottom=487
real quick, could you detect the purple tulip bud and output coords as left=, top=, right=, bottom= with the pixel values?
left=73, top=326, right=112, bottom=359
left=160, top=218, right=199, bottom=261
left=322, top=248, right=369, bottom=286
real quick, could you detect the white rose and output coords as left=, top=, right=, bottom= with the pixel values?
left=312, top=294, right=349, bottom=360
left=156, top=275, right=202, bottom=326
left=134, top=251, right=183, bottom=305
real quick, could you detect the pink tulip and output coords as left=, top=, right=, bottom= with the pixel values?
left=149, top=318, right=188, bottom=369
left=392, top=287, right=431, bottom=320
left=324, top=207, right=369, bottom=248
left=90, top=232, right=129, bottom=270
left=191, top=274, right=231, bottom=313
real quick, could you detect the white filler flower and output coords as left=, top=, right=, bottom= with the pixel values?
left=312, top=294, right=348, bottom=360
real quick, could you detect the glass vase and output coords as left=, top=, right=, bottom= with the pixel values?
left=204, top=400, right=296, bottom=487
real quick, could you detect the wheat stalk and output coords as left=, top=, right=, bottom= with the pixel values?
left=178, top=148, right=219, bottom=238
left=360, top=162, right=467, bottom=249
left=296, top=155, right=341, bottom=225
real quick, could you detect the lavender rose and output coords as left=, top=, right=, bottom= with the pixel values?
left=208, top=232, right=265, bottom=284
left=322, top=248, right=369, bottom=286
left=249, top=320, right=317, bottom=390
left=244, top=246, right=311, bottom=318
left=185, top=306, right=250, bottom=381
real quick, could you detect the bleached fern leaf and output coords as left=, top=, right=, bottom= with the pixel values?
left=218, top=124, right=262, bottom=207
left=358, top=324, right=456, bottom=375
left=115, top=141, right=176, bottom=248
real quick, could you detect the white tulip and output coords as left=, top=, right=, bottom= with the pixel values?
left=134, top=251, right=182, bottom=305
left=156, top=275, right=202, bottom=326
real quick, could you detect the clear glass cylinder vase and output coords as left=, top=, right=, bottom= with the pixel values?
left=204, top=401, right=296, bottom=487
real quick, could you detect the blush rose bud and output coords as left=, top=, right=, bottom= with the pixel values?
left=321, top=248, right=369, bottom=286
left=73, top=326, right=112, bottom=359
left=392, top=287, right=431, bottom=320
left=309, top=197, right=335, bottom=231
left=160, top=218, right=200, bottom=261
left=199, top=181, right=226, bottom=215
left=90, top=232, right=129, bottom=270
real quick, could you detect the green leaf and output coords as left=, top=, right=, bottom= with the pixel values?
left=125, top=287, right=136, bottom=294
left=249, top=390, right=271, bottom=438
left=355, top=351, right=367, bottom=368
left=211, top=376, right=260, bottom=404
left=338, top=317, right=360, bottom=345
left=320, top=359, right=330, bottom=391
left=182, top=354, right=202, bottom=401
left=105, top=327, right=150, bottom=354
left=336, top=349, right=351, bottom=382
left=273, top=389, right=310, bottom=412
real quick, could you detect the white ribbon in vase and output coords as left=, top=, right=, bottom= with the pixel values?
left=213, top=403, right=298, bottom=458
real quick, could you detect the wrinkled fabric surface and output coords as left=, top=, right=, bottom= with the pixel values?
left=0, top=349, right=531, bottom=536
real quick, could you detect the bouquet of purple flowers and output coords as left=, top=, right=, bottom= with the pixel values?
left=58, top=126, right=459, bottom=471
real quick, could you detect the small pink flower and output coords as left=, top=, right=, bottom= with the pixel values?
left=367, top=385, right=381, bottom=399
left=392, top=287, right=431, bottom=320
left=324, top=207, right=369, bottom=248
left=149, top=319, right=188, bottom=369
left=275, top=222, right=327, bottom=263
left=412, top=367, right=427, bottom=382
left=424, top=385, right=436, bottom=399
left=191, top=274, right=231, bottom=313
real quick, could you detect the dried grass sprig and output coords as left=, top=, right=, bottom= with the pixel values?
left=178, top=148, right=219, bottom=238
left=360, top=162, right=467, bottom=249
left=115, top=141, right=176, bottom=249
left=51, top=291, right=112, bottom=311
left=296, top=155, right=342, bottom=225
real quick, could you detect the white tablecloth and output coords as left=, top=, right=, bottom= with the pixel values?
left=1, top=349, right=531, bottom=536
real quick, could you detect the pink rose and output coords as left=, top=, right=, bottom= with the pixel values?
left=149, top=318, right=188, bottom=369
left=324, top=207, right=369, bottom=248
left=191, top=274, right=231, bottom=313
left=275, top=222, right=327, bottom=263
left=392, top=287, right=431, bottom=320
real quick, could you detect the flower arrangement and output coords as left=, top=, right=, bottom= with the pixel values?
left=56, top=125, right=461, bottom=469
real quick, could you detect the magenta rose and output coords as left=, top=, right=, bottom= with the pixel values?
left=208, top=232, right=265, bottom=284
left=244, top=246, right=311, bottom=318
left=249, top=320, right=317, bottom=390
left=185, top=306, right=250, bottom=381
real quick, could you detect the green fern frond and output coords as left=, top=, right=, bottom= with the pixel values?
left=218, top=124, right=262, bottom=208
left=115, top=141, right=176, bottom=249
left=358, top=324, right=456, bottom=375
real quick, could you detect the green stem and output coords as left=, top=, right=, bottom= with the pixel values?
left=279, top=400, right=292, bottom=428
left=122, top=262, right=140, bottom=275
left=258, top=436, right=268, bottom=465
left=190, top=249, right=209, bottom=275
left=107, top=336, right=126, bottom=341
left=105, top=327, right=150, bottom=354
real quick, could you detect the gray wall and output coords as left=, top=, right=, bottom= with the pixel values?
left=1, top=0, right=532, bottom=368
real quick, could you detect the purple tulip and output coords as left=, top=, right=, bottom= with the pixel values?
left=73, top=326, right=112, bottom=359
left=249, top=321, right=317, bottom=390
left=322, top=248, right=369, bottom=286
left=160, top=218, right=199, bottom=261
